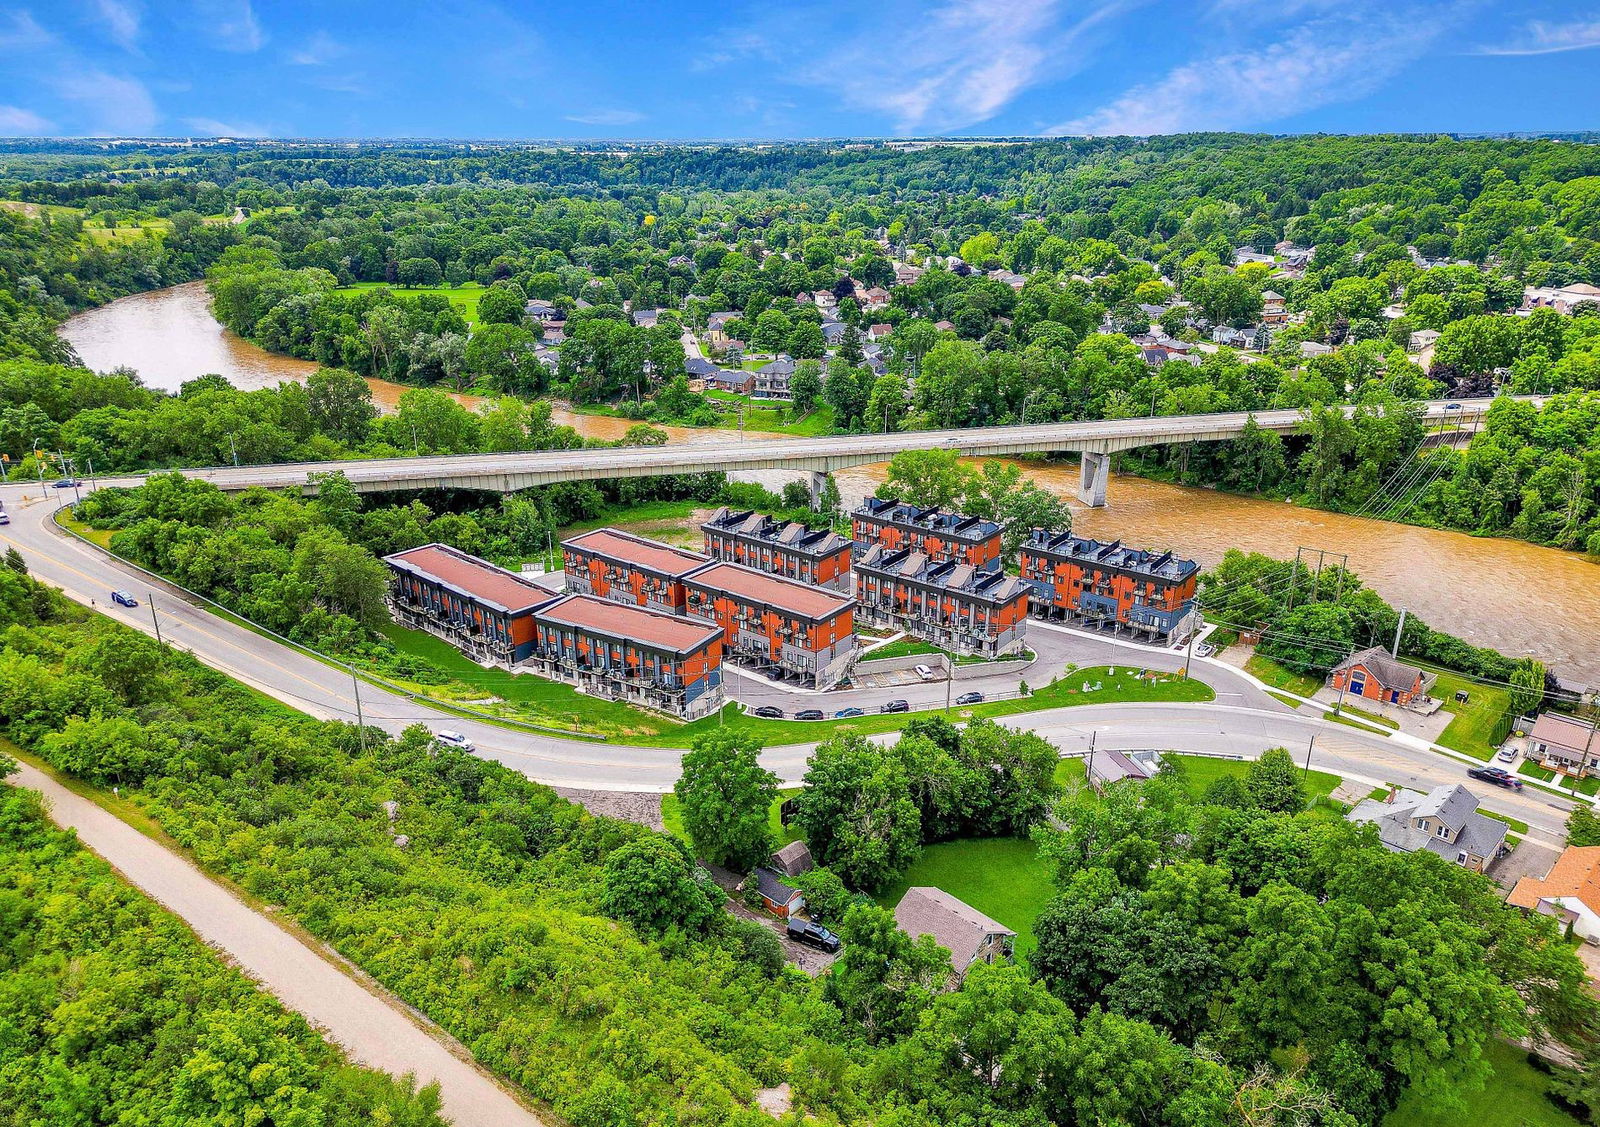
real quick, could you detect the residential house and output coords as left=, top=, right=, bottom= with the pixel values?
left=540, top=322, right=566, bottom=345
left=1261, top=291, right=1288, bottom=325
left=705, top=311, right=742, bottom=349
left=1526, top=713, right=1600, bottom=778
left=1300, top=341, right=1334, bottom=358
left=1019, top=532, right=1199, bottom=641
left=683, top=356, right=720, bottom=380
left=1086, top=748, right=1165, bottom=787
left=523, top=299, right=559, bottom=321
left=562, top=527, right=711, bottom=614
left=523, top=593, right=724, bottom=718
left=631, top=308, right=661, bottom=329
left=1347, top=784, right=1508, bottom=872
left=701, top=507, right=853, bottom=590
left=820, top=320, right=848, bottom=346
left=933, top=319, right=956, bottom=332
left=853, top=497, right=1003, bottom=569
left=860, top=287, right=890, bottom=309
left=1522, top=282, right=1600, bottom=315
left=681, top=560, right=859, bottom=689
left=1509, top=846, right=1600, bottom=942
left=1409, top=328, right=1442, bottom=352
left=1212, top=326, right=1259, bottom=349
left=704, top=368, right=754, bottom=394
left=893, top=887, right=1016, bottom=985
left=1329, top=647, right=1429, bottom=707
left=867, top=323, right=894, bottom=342
left=854, top=546, right=1031, bottom=658
left=754, top=356, right=795, bottom=399
left=1234, top=246, right=1274, bottom=265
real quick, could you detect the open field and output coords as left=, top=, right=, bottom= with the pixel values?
left=874, top=837, right=1054, bottom=957
left=335, top=281, right=486, bottom=328
left=1244, top=654, right=1322, bottom=697
left=1430, top=668, right=1513, bottom=760
left=1165, top=753, right=1342, bottom=802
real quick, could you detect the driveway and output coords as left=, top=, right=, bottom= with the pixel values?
left=8, top=762, right=545, bottom=1127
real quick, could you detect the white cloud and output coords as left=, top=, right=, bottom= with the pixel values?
left=184, top=116, right=272, bottom=137
left=92, top=0, right=140, bottom=50
left=53, top=70, right=158, bottom=134
left=0, top=9, right=54, bottom=49
left=714, top=0, right=1135, bottom=134
left=1476, top=19, right=1600, bottom=55
left=565, top=108, right=645, bottom=126
left=1050, top=4, right=1461, bottom=135
left=194, top=0, right=263, bottom=51
left=287, top=29, right=343, bottom=65
left=0, top=104, right=54, bottom=134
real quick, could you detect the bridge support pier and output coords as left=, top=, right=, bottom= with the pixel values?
left=806, top=470, right=829, bottom=509
left=1077, top=452, right=1110, bottom=507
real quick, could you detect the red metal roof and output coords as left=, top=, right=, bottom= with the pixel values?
left=565, top=528, right=710, bottom=577
left=686, top=560, right=854, bottom=620
left=537, top=593, right=722, bottom=654
left=385, top=544, right=550, bottom=613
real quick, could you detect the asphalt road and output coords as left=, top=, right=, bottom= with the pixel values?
left=0, top=480, right=1572, bottom=841
left=8, top=760, right=545, bottom=1127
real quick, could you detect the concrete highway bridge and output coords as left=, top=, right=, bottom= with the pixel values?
left=129, top=397, right=1497, bottom=507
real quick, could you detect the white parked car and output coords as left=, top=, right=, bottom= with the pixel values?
left=435, top=730, right=475, bottom=752
left=1196, top=642, right=1215, bottom=658
left=1496, top=747, right=1517, bottom=763
left=914, top=663, right=936, bottom=681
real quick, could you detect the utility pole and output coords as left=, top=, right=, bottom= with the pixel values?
left=32, top=437, right=44, bottom=492
left=1391, top=608, right=1407, bottom=658
left=85, top=455, right=96, bottom=491
left=1304, top=734, right=1315, bottom=781
left=1181, top=603, right=1200, bottom=679
left=228, top=434, right=240, bottom=468
left=945, top=652, right=953, bottom=712
left=351, top=670, right=367, bottom=751
left=148, top=595, right=164, bottom=646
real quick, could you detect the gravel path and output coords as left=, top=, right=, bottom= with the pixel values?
left=8, top=763, right=545, bottom=1127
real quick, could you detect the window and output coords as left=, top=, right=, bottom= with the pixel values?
left=1436, top=824, right=1450, bottom=839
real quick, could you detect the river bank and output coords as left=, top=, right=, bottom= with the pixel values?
left=59, top=283, right=1600, bottom=685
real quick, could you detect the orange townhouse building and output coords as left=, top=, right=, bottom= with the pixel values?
left=561, top=527, right=711, bottom=614
left=701, top=507, right=853, bottom=590
left=1019, top=531, right=1199, bottom=641
left=525, top=593, right=724, bottom=719
left=384, top=543, right=548, bottom=665
left=852, top=497, right=1003, bottom=570
left=682, top=560, right=859, bottom=689
left=854, top=546, right=1031, bottom=658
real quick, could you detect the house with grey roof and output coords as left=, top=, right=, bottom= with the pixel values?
left=753, top=356, right=796, bottom=399
left=770, top=840, right=814, bottom=878
left=750, top=866, right=805, bottom=918
left=893, top=886, right=1016, bottom=985
left=1347, top=784, right=1507, bottom=872
left=1329, top=646, right=1430, bottom=708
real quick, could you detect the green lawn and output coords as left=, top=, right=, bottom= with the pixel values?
left=335, top=282, right=486, bottom=328
left=874, top=837, right=1055, bottom=957
left=1166, top=753, right=1342, bottom=802
left=1383, top=1040, right=1579, bottom=1127
left=1245, top=654, right=1323, bottom=698
left=1431, top=669, right=1514, bottom=761
left=862, top=637, right=943, bottom=661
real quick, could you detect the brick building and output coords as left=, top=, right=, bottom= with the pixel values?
left=1329, top=647, right=1429, bottom=707
left=384, top=543, right=549, bottom=665
left=525, top=593, right=724, bottom=719
left=1020, top=532, right=1199, bottom=640
left=384, top=544, right=725, bottom=718
left=682, top=560, right=858, bottom=688
left=562, top=527, right=710, bottom=614
left=852, top=497, right=1002, bottom=570
left=701, top=507, right=853, bottom=590
left=854, top=546, right=1031, bottom=658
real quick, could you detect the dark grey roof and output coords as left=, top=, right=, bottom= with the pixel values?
left=894, top=887, right=1013, bottom=974
left=1332, top=647, right=1422, bottom=693
left=753, top=866, right=800, bottom=904
left=771, top=840, right=814, bottom=877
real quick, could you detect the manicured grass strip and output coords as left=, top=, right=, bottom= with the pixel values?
left=632, top=666, right=1215, bottom=749
left=863, top=637, right=943, bottom=661
left=1382, top=1039, right=1579, bottom=1127
left=1244, top=654, right=1322, bottom=698
left=874, top=837, right=1054, bottom=958
left=1479, top=809, right=1531, bottom=835
left=1266, top=691, right=1304, bottom=710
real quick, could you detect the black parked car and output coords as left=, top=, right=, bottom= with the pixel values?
left=955, top=691, right=984, bottom=705
left=53, top=478, right=81, bottom=489
left=880, top=699, right=909, bottom=714
left=786, top=918, right=841, bottom=954
left=1467, top=766, right=1523, bottom=790
left=795, top=708, right=825, bottom=721
left=751, top=705, right=784, bottom=720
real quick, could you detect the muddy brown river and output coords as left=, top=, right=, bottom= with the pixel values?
left=61, top=283, right=1600, bottom=685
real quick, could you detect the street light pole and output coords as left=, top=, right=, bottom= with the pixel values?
left=1304, top=734, right=1315, bottom=781
left=1181, top=603, right=1200, bottom=679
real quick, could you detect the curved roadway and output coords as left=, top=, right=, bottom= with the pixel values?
left=0, top=478, right=1572, bottom=842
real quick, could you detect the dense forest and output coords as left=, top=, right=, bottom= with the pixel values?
left=0, top=554, right=1591, bottom=1126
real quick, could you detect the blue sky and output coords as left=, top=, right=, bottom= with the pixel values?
left=1, top=1, right=1598, bottom=139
